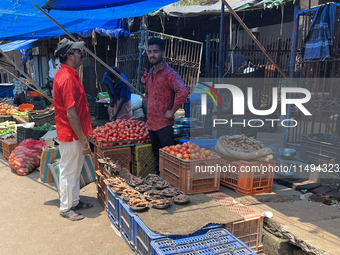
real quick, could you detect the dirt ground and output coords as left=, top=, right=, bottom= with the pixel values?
left=0, top=154, right=133, bottom=255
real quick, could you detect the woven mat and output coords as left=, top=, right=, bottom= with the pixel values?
left=135, top=193, right=244, bottom=236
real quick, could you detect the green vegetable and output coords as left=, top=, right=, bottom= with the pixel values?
left=32, top=123, right=56, bottom=131
left=13, top=110, right=28, bottom=116
left=0, top=128, right=15, bottom=136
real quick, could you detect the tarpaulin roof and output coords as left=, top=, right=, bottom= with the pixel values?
left=0, top=39, right=40, bottom=52
left=0, top=0, right=176, bottom=40
left=161, top=0, right=267, bottom=17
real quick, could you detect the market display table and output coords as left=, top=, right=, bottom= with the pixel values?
left=134, top=193, right=243, bottom=236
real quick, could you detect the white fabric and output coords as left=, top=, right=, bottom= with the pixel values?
left=131, top=93, right=143, bottom=111
left=59, top=139, right=85, bottom=212
left=49, top=58, right=61, bottom=78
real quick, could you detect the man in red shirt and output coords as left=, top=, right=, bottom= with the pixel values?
left=54, top=38, right=93, bottom=221
left=145, top=38, right=189, bottom=175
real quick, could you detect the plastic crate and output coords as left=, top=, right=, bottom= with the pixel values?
left=17, top=127, right=48, bottom=144
left=88, top=102, right=96, bottom=117
left=151, top=229, right=256, bottom=255
left=299, top=133, right=340, bottom=165
left=94, top=146, right=131, bottom=171
left=206, top=192, right=263, bottom=253
left=219, top=159, right=275, bottom=195
left=0, top=139, right=2, bottom=153
left=119, top=200, right=137, bottom=251
left=107, top=186, right=120, bottom=229
left=134, top=215, right=222, bottom=255
left=28, top=109, right=55, bottom=126
left=88, top=135, right=150, bottom=150
left=2, top=138, right=17, bottom=152
left=97, top=183, right=107, bottom=210
left=2, top=139, right=18, bottom=160
left=131, top=144, right=156, bottom=178
left=179, top=139, right=217, bottom=151
left=95, top=102, right=109, bottom=119
left=159, top=150, right=220, bottom=194
left=183, top=101, right=190, bottom=118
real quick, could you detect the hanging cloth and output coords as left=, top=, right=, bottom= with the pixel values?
left=302, top=3, right=337, bottom=60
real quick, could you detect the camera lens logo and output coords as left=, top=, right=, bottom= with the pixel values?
left=198, top=82, right=222, bottom=115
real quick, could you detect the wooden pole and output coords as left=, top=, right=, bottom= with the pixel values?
left=0, top=49, right=54, bottom=104
left=221, top=0, right=340, bottom=140
left=32, top=4, right=144, bottom=98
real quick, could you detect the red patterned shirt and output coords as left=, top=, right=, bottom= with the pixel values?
left=145, top=63, right=189, bottom=131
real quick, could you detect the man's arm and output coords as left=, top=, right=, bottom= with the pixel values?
left=112, top=97, right=125, bottom=121
left=105, top=85, right=115, bottom=107
left=66, top=106, right=91, bottom=155
left=166, top=72, right=189, bottom=119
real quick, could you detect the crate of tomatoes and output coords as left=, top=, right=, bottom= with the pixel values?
left=88, top=119, right=151, bottom=149
left=159, top=141, right=221, bottom=194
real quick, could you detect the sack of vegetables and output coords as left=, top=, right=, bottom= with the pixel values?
left=9, top=139, right=46, bottom=176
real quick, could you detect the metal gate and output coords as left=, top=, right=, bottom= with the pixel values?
left=116, top=30, right=203, bottom=93
left=205, top=32, right=292, bottom=114
left=287, top=5, right=340, bottom=145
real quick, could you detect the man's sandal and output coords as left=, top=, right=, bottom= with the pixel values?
left=72, top=201, right=93, bottom=210
left=60, top=209, right=85, bottom=221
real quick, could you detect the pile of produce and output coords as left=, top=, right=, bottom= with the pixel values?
left=0, top=128, right=15, bottom=136
left=32, top=123, right=56, bottom=131
left=8, top=139, right=45, bottom=176
left=162, top=141, right=218, bottom=160
left=221, top=134, right=264, bottom=153
left=13, top=110, right=28, bottom=116
left=0, top=121, right=16, bottom=129
left=0, top=103, right=19, bottom=115
left=215, top=134, right=273, bottom=162
left=0, top=134, right=16, bottom=140
left=89, top=119, right=150, bottom=146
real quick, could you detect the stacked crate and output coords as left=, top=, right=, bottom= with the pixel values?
left=206, top=192, right=264, bottom=253
left=2, top=139, right=18, bottom=160
left=95, top=170, right=109, bottom=210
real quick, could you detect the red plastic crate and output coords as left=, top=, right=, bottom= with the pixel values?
left=219, top=158, right=275, bottom=195
left=159, top=150, right=221, bottom=194
left=94, top=146, right=131, bottom=171
left=206, top=192, right=264, bottom=253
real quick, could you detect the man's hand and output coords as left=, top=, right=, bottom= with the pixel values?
left=81, top=140, right=91, bottom=156
left=110, top=115, right=117, bottom=122
left=166, top=110, right=174, bottom=119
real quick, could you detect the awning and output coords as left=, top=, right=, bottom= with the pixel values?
left=0, top=0, right=176, bottom=40
left=0, top=39, right=40, bottom=53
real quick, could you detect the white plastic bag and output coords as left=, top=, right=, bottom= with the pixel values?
left=131, top=94, right=143, bottom=111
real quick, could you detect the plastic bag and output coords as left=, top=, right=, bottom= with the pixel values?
left=9, top=139, right=46, bottom=176
left=131, top=94, right=143, bottom=111
left=215, top=136, right=273, bottom=162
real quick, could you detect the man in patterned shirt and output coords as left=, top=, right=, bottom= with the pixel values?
left=13, top=70, right=27, bottom=106
left=145, top=38, right=189, bottom=175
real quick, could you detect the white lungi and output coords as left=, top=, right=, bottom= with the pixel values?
left=59, top=139, right=85, bottom=213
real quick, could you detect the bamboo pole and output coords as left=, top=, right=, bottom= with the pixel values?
left=0, top=65, right=49, bottom=97
left=221, top=0, right=340, bottom=140
left=32, top=4, right=144, bottom=98
left=0, top=49, right=54, bottom=104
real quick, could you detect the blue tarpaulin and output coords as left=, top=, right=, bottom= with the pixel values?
left=0, top=39, right=39, bottom=52
left=78, top=19, right=130, bottom=40
left=43, top=0, right=146, bottom=11
left=303, top=3, right=337, bottom=60
left=0, top=0, right=176, bottom=40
